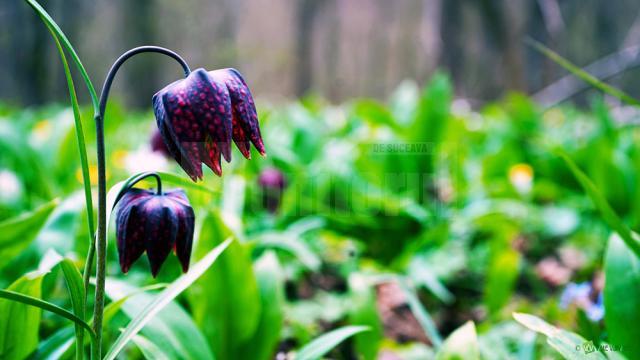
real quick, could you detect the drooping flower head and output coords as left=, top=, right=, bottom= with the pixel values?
left=115, top=187, right=195, bottom=277
left=152, top=68, right=265, bottom=181
left=150, top=128, right=170, bottom=157
left=258, top=167, right=287, bottom=213
left=258, top=167, right=287, bottom=190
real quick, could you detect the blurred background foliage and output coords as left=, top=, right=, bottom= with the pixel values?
left=2, top=74, right=640, bottom=357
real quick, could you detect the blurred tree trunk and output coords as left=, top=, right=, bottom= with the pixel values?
left=440, top=0, right=464, bottom=90
left=10, top=0, right=49, bottom=104
left=296, top=0, right=324, bottom=96
left=500, top=0, right=527, bottom=91
left=122, top=0, right=158, bottom=107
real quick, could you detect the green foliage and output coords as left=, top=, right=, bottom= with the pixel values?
left=604, top=234, right=640, bottom=358
left=558, top=149, right=640, bottom=257
left=436, top=321, right=479, bottom=360
left=103, top=280, right=214, bottom=360
left=0, top=199, right=58, bottom=262
left=294, top=325, right=369, bottom=360
left=188, top=212, right=260, bottom=360
left=4, top=31, right=640, bottom=356
left=513, top=312, right=607, bottom=359
left=348, top=274, right=383, bottom=360
left=238, top=251, right=285, bottom=360
left=59, top=258, right=86, bottom=359
left=103, top=240, right=231, bottom=360
left=0, top=253, right=79, bottom=360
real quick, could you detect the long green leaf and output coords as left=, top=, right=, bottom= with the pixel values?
left=101, top=283, right=168, bottom=326
left=33, top=283, right=170, bottom=360
left=348, top=274, right=383, bottom=360
left=104, top=280, right=214, bottom=360
left=0, top=199, right=58, bottom=261
left=604, top=234, right=640, bottom=358
left=526, top=38, right=640, bottom=106
left=0, top=290, right=94, bottom=340
left=23, top=0, right=98, bottom=308
left=188, top=212, right=260, bottom=359
left=399, top=280, right=443, bottom=348
left=557, top=149, right=640, bottom=257
left=513, top=312, right=606, bottom=359
left=104, top=238, right=233, bottom=360
left=131, top=334, right=170, bottom=360
left=238, top=251, right=285, bottom=360
left=294, top=325, right=370, bottom=360
left=23, top=0, right=96, bottom=241
left=59, top=259, right=86, bottom=360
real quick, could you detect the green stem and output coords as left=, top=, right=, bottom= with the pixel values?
left=92, top=47, right=190, bottom=359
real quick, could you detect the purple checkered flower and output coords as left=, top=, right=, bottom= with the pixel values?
left=152, top=68, right=265, bottom=181
left=115, top=188, right=195, bottom=277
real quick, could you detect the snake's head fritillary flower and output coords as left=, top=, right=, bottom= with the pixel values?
left=258, top=167, right=287, bottom=213
left=115, top=188, right=195, bottom=277
left=258, top=167, right=286, bottom=190
left=150, top=128, right=170, bottom=157
left=152, top=68, right=265, bottom=181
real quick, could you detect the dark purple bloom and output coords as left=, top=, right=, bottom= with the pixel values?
left=258, top=167, right=286, bottom=190
left=152, top=68, right=265, bottom=181
left=258, top=168, right=287, bottom=213
left=115, top=188, right=194, bottom=277
left=150, top=128, right=170, bottom=157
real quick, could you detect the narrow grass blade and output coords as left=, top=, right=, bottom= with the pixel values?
left=131, top=334, right=170, bottom=360
left=104, top=238, right=233, bottom=360
left=557, top=149, right=640, bottom=257
left=0, top=290, right=95, bottom=340
left=59, top=259, right=86, bottom=360
left=399, top=280, right=443, bottom=348
left=526, top=38, right=640, bottom=106
left=23, top=0, right=98, bottom=304
left=295, top=325, right=370, bottom=360
left=100, top=283, right=168, bottom=326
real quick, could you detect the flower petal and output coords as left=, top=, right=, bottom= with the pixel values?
left=165, top=189, right=195, bottom=272
left=153, top=92, right=202, bottom=181
left=141, top=197, right=179, bottom=277
left=194, top=69, right=233, bottom=163
left=209, top=68, right=265, bottom=158
left=115, top=189, right=153, bottom=273
left=170, top=200, right=195, bottom=272
left=164, top=190, right=195, bottom=272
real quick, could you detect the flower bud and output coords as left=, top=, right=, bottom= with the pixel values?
left=115, top=188, right=194, bottom=276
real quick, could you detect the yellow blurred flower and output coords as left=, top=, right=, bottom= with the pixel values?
left=112, top=149, right=129, bottom=169
left=509, top=163, right=533, bottom=195
left=32, top=120, right=52, bottom=144
left=543, top=108, right=565, bottom=127
left=76, top=165, right=100, bottom=185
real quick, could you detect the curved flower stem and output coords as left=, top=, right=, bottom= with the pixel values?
left=115, top=172, right=164, bottom=205
left=92, top=46, right=190, bottom=359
